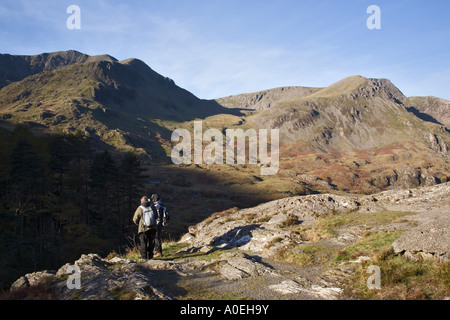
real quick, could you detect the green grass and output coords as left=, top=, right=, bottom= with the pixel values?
left=109, top=286, right=137, bottom=300
left=302, top=210, right=416, bottom=240
left=333, top=230, right=450, bottom=300
left=270, top=210, right=418, bottom=268
left=119, top=241, right=239, bottom=263
left=157, top=242, right=191, bottom=260
left=336, top=231, right=404, bottom=263
left=275, top=241, right=337, bottom=267
left=343, top=249, right=450, bottom=300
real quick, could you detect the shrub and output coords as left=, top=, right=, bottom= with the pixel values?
left=278, top=213, right=298, bottom=228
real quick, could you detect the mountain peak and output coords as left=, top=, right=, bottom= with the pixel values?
left=85, top=54, right=118, bottom=63
left=0, top=50, right=118, bottom=89
left=310, top=75, right=405, bottom=103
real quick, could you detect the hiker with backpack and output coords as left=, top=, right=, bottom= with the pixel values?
left=132, top=196, right=157, bottom=261
left=150, top=193, right=170, bottom=257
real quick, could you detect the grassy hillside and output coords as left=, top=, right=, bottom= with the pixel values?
left=0, top=54, right=241, bottom=160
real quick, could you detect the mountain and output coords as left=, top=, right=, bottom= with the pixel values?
left=405, top=96, right=450, bottom=128
left=0, top=51, right=449, bottom=194
left=220, top=75, right=449, bottom=153
left=0, top=50, right=234, bottom=158
left=215, top=85, right=322, bottom=111
left=1, top=51, right=449, bottom=297
left=214, top=75, right=450, bottom=193
left=0, top=50, right=117, bottom=89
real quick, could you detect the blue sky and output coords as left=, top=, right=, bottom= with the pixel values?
left=1, top=0, right=449, bottom=100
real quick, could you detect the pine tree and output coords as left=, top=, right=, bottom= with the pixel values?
left=118, top=152, right=147, bottom=225
left=89, top=150, right=118, bottom=225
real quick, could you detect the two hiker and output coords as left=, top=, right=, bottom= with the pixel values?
left=132, top=193, right=170, bottom=260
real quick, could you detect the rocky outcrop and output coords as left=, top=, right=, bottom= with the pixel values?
left=268, top=280, right=342, bottom=299
left=9, top=182, right=450, bottom=300
left=392, top=218, right=449, bottom=262
left=181, top=193, right=363, bottom=254
left=11, top=253, right=174, bottom=300
left=182, top=182, right=450, bottom=261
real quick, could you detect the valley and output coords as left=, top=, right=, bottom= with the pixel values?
left=0, top=51, right=449, bottom=298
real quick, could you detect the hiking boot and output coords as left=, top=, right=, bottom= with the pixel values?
left=153, top=252, right=162, bottom=258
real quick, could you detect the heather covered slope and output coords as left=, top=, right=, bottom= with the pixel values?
left=0, top=51, right=448, bottom=197
left=0, top=51, right=448, bottom=196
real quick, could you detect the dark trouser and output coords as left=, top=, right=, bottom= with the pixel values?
left=154, top=227, right=163, bottom=255
left=139, top=229, right=156, bottom=260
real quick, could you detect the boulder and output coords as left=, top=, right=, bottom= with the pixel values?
left=393, top=218, right=449, bottom=262
left=218, top=252, right=277, bottom=280
left=10, top=270, right=56, bottom=290
left=11, top=253, right=174, bottom=300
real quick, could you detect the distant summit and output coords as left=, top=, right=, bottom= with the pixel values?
left=0, top=50, right=117, bottom=89
left=218, top=75, right=449, bottom=153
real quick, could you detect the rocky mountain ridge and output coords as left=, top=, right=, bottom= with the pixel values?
left=405, top=96, right=450, bottom=128
left=242, top=76, right=449, bottom=153
left=0, top=51, right=234, bottom=158
left=0, top=50, right=117, bottom=89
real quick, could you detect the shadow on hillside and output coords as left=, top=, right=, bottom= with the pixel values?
left=197, top=99, right=248, bottom=120
left=406, top=106, right=444, bottom=126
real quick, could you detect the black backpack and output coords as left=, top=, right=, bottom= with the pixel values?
left=161, top=205, right=170, bottom=227
left=153, top=200, right=170, bottom=227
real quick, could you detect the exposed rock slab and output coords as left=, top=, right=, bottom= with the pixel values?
left=11, top=254, right=174, bottom=300
left=269, top=280, right=343, bottom=300
left=393, top=217, right=450, bottom=262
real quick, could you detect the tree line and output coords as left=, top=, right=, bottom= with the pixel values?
left=0, top=125, right=147, bottom=290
